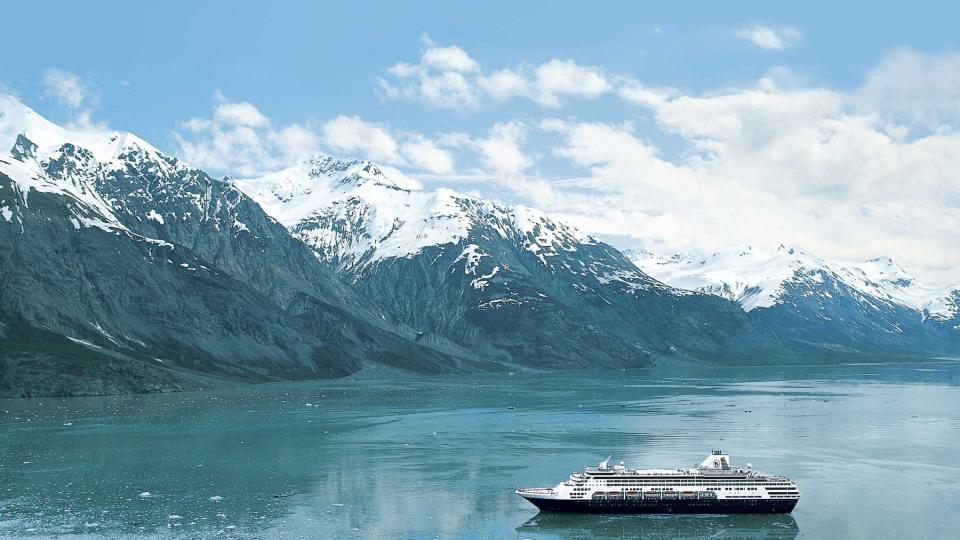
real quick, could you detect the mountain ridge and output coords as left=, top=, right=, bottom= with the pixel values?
left=0, top=98, right=499, bottom=397
left=238, top=156, right=784, bottom=368
left=2, top=94, right=958, bottom=396
left=629, top=245, right=960, bottom=354
left=629, top=244, right=959, bottom=319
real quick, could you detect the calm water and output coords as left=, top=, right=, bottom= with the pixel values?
left=2, top=361, right=959, bottom=539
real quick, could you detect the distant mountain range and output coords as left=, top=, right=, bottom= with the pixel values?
left=630, top=246, right=959, bottom=354
left=1, top=95, right=957, bottom=396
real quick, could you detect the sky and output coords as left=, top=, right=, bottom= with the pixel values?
left=2, top=1, right=960, bottom=285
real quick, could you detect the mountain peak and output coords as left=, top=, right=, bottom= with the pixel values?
left=1, top=94, right=167, bottom=168
left=303, top=154, right=421, bottom=192
left=776, top=243, right=811, bottom=257
left=856, top=255, right=914, bottom=288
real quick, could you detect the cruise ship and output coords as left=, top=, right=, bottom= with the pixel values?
left=517, top=451, right=800, bottom=514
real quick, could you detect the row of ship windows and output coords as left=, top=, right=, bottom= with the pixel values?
left=572, top=487, right=758, bottom=492
left=589, top=480, right=791, bottom=484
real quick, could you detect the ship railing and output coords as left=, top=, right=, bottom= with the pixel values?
left=699, top=469, right=744, bottom=477
left=516, top=488, right=556, bottom=495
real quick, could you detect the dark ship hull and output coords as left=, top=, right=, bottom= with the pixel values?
left=522, top=495, right=798, bottom=514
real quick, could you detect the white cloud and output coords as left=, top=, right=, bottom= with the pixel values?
left=374, top=43, right=960, bottom=283
left=271, top=124, right=321, bottom=161
left=40, top=69, right=106, bottom=131
left=531, top=60, right=611, bottom=107
left=456, top=121, right=533, bottom=179
left=213, top=101, right=270, bottom=128
left=318, top=116, right=456, bottom=174
left=174, top=48, right=960, bottom=284
left=380, top=39, right=481, bottom=108
left=175, top=95, right=452, bottom=177
left=43, top=69, right=88, bottom=108
left=381, top=39, right=615, bottom=108
left=421, top=44, right=480, bottom=73
left=535, top=72, right=960, bottom=285
left=418, top=71, right=478, bottom=108
left=858, top=49, right=960, bottom=133
left=735, top=25, right=802, bottom=50
left=175, top=92, right=321, bottom=176
left=321, top=115, right=405, bottom=165
left=477, top=68, right=528, bottom=100
left=616, top=81, right=676, bottom=108
left=401, top=135, right=454, bottom=174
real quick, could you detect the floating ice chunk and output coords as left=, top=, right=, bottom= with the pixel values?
left=138, top=492, right=152, bottom=498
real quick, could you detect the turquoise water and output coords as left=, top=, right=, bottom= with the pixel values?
left=2, top=361, right=959, bottom=538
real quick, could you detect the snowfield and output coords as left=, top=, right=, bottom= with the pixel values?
left=630, top=245, right=959, bottom=320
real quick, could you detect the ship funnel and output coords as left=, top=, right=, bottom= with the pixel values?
left=699, top=452, right=731, bottom=470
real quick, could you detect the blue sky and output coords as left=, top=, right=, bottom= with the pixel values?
left=2, top=1, right=960, bottom=283
left=5, top=1, right=958, bottom=141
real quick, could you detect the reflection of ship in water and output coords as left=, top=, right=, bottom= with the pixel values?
left=516, top=512, right=801, bottom=540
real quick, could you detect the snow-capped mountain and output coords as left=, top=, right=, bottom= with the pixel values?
left=853, top=257, right=959, bottom=322
left=241, top=156, right=668, bottom=286
left=239, top=157, right=773, bottom=367
left=240, top=156, right=960, bottom=360
left=3, top=92, right=958, bottom=396
left=630, top=245, right=960, bottom=353
left=630, top=245, right=958, bottom=319
left=0, top=95, right=465, bottom=396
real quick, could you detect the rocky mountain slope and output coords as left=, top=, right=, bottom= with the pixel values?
left=0, top=96, right=483, bottom=396
left=239, top=157, right=779, bottom=369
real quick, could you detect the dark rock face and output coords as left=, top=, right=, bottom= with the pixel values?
left=349, top=230, right=775, bottom=370
left=745, top=269, right=957, bottom=356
